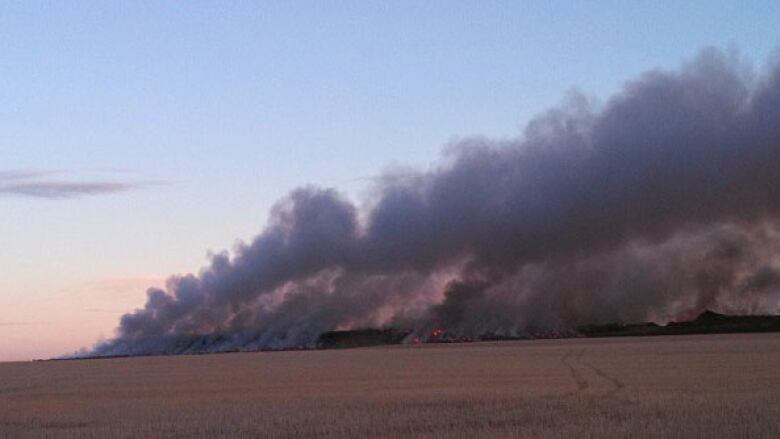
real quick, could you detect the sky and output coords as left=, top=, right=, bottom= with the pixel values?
left=2, top=1, right=780, bottom=361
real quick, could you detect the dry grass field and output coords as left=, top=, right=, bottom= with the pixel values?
left=2, top=333, right=780, bottom=438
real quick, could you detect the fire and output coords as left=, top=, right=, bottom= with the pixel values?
left=426, top=327, right=474, bottom=344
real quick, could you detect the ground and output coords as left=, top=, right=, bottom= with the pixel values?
left=1, top=333, right=779, bottom=438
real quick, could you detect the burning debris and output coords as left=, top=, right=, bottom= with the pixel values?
left=425, top=327, right=474, bottom=343
left=86, top=48, right=780, bottom=357
left=316, top=310, right=780, bottom=351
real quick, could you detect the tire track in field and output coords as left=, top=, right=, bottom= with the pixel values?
left=560, top=348, right=589, bottom=396
left=581, top=357, right=625, bottom=398
left=560, top=348, right=626, bottom=399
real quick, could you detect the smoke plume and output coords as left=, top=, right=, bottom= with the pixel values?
left=91, top=48, right=780, bottom=356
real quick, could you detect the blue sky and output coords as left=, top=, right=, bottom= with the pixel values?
left=2, top=1, right=779, bottom=360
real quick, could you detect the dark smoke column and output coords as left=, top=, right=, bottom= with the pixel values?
left=90, top=48, right=780, bottom=357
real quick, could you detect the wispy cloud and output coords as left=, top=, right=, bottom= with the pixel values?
left=1, top=181, right=144, bottom=199
left=0, top=169, right=160, bottom=199
left=0, top=169, right=64, bottom=181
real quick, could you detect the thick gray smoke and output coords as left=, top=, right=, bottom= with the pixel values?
left=91, top=48, right=780, bottom=356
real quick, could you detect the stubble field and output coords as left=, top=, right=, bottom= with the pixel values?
left=1, top=333, right=780, bottom=438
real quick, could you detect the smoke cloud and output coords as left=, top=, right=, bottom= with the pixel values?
left=91, top=48, right=780, bottom=356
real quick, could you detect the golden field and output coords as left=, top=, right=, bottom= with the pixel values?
left=1, top=333, right=779, bottom=438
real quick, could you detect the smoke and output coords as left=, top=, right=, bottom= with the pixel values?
left=91, top=48, right=780, bottom=356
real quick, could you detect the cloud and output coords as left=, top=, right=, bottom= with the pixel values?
left=0, top=169, right=64, bottom=180
left=0, top=169, right=159, bottom=199
left=0, top=181, right=143, bottom=199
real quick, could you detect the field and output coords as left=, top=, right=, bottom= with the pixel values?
left=1, top=334, right=780, bottom=438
